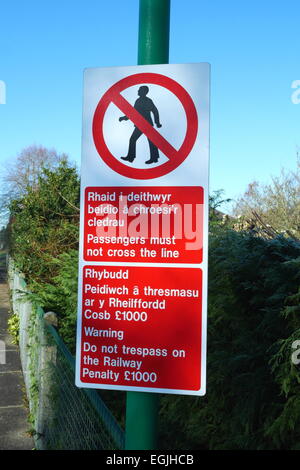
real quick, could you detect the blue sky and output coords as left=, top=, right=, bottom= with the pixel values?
left=0, top=0, right=299, bottom=212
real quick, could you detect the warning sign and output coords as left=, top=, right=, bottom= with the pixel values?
left=92, top=73, right=198, bottom=179
left=80, top=265, right=202, bottom=391
left=76, top=63, right=210, bottom=396
left=84, top=186, right=204, bottom=264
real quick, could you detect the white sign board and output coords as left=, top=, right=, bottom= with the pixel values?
left=76, top=63, right=210, bottom=395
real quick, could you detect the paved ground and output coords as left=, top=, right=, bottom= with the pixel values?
left=0, top=253, right=34, bottom=450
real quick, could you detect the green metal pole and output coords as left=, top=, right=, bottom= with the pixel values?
left=125, top=0, right=170, bottom=451
left=138, top=0, right=170, bottom=65
left=125, top=390, right=160, bottom=450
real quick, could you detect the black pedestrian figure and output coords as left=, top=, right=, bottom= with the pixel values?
left=119, top=86, right=162, bottom=164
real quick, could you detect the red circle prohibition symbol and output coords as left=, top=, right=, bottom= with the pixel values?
left=92, top=73, right=198, bottom=180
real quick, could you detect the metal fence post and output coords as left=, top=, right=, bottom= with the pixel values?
left=35, top=312, right=58, bottom=450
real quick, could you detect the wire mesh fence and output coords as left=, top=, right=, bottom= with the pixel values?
left=8, top=260, right=125, bottom=450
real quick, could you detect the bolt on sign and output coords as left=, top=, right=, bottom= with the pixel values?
left=75, top=63, right=210, bottom=395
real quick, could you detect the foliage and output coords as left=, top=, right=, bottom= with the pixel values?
left=209, top=189, right=234, bottom=233
left=2, top=145, right=67, bottom=197
left=26, top=250, right=79, bottom=351
left=1, top=145, right=69, bottom=223
left=159, top=230, right=300, bottom=449
left=7, top=313, right=20, bottom=344
left=267, top=258, right=300, bottom=448
left=8, top=158, right=79, bottom=347
left=9, top=159, right=79, bottom=284
left=232, top=157, right=300, bottom=240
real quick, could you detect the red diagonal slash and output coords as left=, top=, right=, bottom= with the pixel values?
left=112, top=93, right=178, bottom=161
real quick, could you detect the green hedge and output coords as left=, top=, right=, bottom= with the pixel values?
left=159, top=231, right=300, bottom=449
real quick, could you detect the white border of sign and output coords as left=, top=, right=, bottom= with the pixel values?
left=75, top=63, right=210, bottom=396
